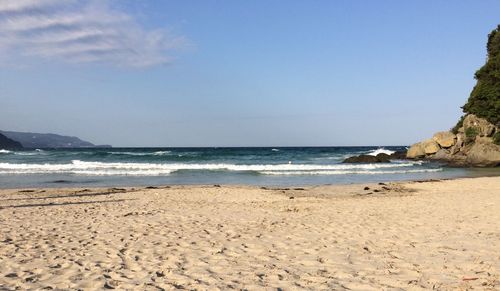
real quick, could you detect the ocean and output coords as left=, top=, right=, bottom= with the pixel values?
left=0, top=146, right=490, bottom=188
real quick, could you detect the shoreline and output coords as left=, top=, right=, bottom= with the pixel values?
left=0, top=168, right=498, bottom=190
left=1, top=176, right=499, bottom=289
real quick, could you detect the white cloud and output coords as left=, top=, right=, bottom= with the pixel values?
left=0, top=0, right=186, bottom=68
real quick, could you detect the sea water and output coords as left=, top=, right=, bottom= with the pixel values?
left=0, top=147, right=492, bottom=188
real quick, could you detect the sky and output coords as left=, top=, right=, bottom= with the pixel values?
left=0, top=0, right=499, bottom=147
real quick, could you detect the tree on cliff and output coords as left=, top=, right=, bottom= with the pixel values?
left=462, top=24, right=500, bottom=127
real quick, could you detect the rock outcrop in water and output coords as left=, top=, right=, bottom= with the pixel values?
left=0, top=133, right=23, bottom=150
left=343, top=154, right=390, bottom=163
left=407, top=114, right=500, bottom=167
left=407, top=25, right=500, bottom=167
left=343, top=151, right=407, bottom=163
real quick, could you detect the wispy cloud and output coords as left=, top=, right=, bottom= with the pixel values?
left=0, top=0, right=186, bottom=68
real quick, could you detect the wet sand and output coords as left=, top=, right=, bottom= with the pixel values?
left=0, top=177, right=499, bottom=290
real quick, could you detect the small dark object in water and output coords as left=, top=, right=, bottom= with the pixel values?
left=364, top=187, right=370, bottom=190
left=51, top=180, right=70, bottom=183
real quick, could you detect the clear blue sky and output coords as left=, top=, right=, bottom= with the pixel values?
left=1, top=0, right=499, bottom=147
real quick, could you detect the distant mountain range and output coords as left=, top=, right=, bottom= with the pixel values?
left=0, top=130, right=111, bottom=149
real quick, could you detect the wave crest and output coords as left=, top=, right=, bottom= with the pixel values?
left=0, top=160, right=435, bottom=176
left=367, top=148, right=396, bottom=156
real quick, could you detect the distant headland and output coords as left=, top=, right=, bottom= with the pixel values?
left=0, top=130, right=111, bottom=149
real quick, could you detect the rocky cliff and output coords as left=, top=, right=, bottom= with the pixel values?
left=406, top=25, right=500, bottom=167
left=407, top=114, right=499, bottom=167
left=0, top=133, right=23, bottom=150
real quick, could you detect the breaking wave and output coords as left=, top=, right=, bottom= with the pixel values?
left=260, top=169, right=442, bottom=175
left=367, top=148, right=396, bottom=156
left=0, top=160, right=434, bottom=176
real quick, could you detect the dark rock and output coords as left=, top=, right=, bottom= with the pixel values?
left=364, top=187, right=370, bottom=190
left=389, top=151, right=407, bottom=160
left=343, top=154, right=389, bottom=163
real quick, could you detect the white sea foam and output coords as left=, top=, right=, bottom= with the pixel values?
left=108, top=151, right=172, bottom=156
left=367, top=148, right=396, bottom=156
left=260, top=168, right=442, bottom=175
left=271, top=148, right=280, bottom=152
left=108, top=151, right=152, bottom=156
left=153, top=151, right=171, bottom=155
left=0, top=149, right=12, bottom=154
left=0, top=160, right=431, bottom=176
left=14, top=150, right=48, bottom=156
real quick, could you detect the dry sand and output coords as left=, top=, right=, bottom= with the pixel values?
left=0, top=177, right=499, bottom=290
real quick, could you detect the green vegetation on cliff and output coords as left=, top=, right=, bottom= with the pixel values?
left=462, top=25, right=500, bottom=126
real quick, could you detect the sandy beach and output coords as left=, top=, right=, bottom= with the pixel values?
left=0, top=177, right=498, bottom=290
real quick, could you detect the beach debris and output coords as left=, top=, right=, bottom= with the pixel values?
left=18, top=189, right=35, bottom=193
left=213, top=184, right=221, bottom=188
left=76, top=189, right=90, bottom=193
left=462, top=277, right=479, bottom=281
left=378, top=182, right=386, bottom=186
left=364, top=186, right=370, bottom=190
left=289, top=196, right=295, bottom=199
left=49, top=263, right=61, bottom=269
left=293, top=188, right=305, bottom=190
left=2, top=237, right=13, bottom=243
left=156, top=271, right=165, bottom=277
left=104, top=279, right=120, bottom=289
left=109, top=188, right=126, bottom=192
